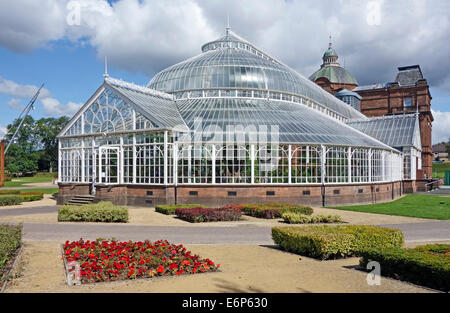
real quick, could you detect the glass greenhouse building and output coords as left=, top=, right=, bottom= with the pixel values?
left=57, top=29, right=406, bottom=206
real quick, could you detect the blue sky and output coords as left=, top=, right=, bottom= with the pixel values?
left=0, top=0, right=449, bottom=143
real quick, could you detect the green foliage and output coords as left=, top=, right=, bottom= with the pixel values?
left=58, top=202, right=129, bottom=223
left=0, top=190, right=21, bottom=195
left=18, top=192, right=44, bottom=202
left=329, top=194, right=450, bottom=220
left=359, top=244, right=450, bottom=292
left=432, top=162, right=450, bottom=179
left=0, top=195, right=23, bottom=206
left=0, top=224, right=22, bottom=279
left=0, top=191, right=44, bottom=205
left=241, top=203, right=313, bottom=219
left=4, top=116, right=69, bottom=174
left=272, top=225, right=404, bottom=260
left=281, top=212, right=341, bottom=224
left=155, top=204, right=206, bottom=215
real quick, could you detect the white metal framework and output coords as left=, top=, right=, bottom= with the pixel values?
left=58, top=28, right=406, bottom=187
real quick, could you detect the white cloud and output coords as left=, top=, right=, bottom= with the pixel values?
left=0, top=125, right=6, bottom=140
left=40, top=97, right=81, bottom=116
left=432, top=110, right=450, bottom=144
left=7, top=98, right=24, bottom=111
left=1, top=0, right=448, bottom=89
left=0, top=76, right=81, bottom=117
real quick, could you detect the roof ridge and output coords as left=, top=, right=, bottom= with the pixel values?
left=105, top=76, right=174, bottom=101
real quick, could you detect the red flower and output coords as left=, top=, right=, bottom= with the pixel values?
left=157, top=265, right=164, bottom=273
left=169, top=263, right=178, bottom=270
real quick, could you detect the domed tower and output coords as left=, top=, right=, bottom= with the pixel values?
left=309, top=38, right=358, bottom=94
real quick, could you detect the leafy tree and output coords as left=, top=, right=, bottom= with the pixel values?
left=36, top=116, right=70, bottom=172
left=4, top=116, right=69, bottom=175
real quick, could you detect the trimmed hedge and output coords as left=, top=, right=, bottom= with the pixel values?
left=359, top=244, right=450, bottom=292
left=0, top=195, right=23, bottom=206
left=155, top=204, right=206, bottom=215
left=58, top=202, right=129, bottom=223
left=242, top=203, right=313, bottom=219
left=281, top=212, right=342, bottom=224
left=18, top=192, right=44, bottom=202
left=0, top=224, right=22, bottom=281
left=0, top=191, right=44, bottom=206
left=0, top=190, right=21, bottom=195
left=272, top=225, right=404, bottom=260
left=175, top=207, right=242, bottom=223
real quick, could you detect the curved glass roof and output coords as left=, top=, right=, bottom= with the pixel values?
left=148, top=30, right=366, bottom=120
left=176, top=97, right=390, bottom=149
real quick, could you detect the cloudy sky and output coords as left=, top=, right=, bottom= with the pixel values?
left=0, top=0, right=449, bottom=143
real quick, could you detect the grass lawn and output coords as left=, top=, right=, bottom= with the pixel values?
left=329, top=194, right=450, bottom=220
left=5, top=176, right=54, bottom=188
left=22, top=188, right=59, bottom=195
left=432, top=162, right=450, bottom=179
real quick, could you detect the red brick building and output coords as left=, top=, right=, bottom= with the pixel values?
left=310, top=43, right=433, bottom=183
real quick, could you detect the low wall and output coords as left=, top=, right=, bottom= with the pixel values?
left=58, top=181, right=402, bottom=207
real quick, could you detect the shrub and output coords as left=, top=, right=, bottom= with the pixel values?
left=241, top=203, right=313, bottom=219
left=0, top=195, right=23, bottom=206
left=175, top=207, right=242, bottom=223
left=0, top=190, right=21, bottom=195
left=18, top=192, right=44, bottom=202
left=359, top=244, right=450, bottom=292
left=155, top=204, right=206, bottom=215
left=281, top=212, right=341, bottom=224
left=0, top=224, right=22, bottom=280
left=58, top=202, right=129, bottom=223
left=272, top=225, right=404, bottom=260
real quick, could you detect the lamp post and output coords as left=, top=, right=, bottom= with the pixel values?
left=0, top=140, right=5, bottom=187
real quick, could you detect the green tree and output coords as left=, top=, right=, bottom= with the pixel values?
left=4, top=116, right=69, bottom=174
left=36, top=116, right=70, bottom=172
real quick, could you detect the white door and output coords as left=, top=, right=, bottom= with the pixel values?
left=98, top=146, right=120, bottom=184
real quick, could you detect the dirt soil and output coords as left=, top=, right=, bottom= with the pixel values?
left=3, top=241, right=441, bottom=293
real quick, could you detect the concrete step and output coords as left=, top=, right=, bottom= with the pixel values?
left=65, top=194, right=95, bottom=206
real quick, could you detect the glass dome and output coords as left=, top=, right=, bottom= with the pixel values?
left=148, top=29, right=366, bottom=120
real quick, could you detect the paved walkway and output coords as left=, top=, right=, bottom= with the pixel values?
left=14, top=220, right=450, bottom=244
left=0, top=206, right=58, bottom=216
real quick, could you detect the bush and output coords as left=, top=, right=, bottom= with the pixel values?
left=0, top=195, right=23, bottom=206
left=0, top=190, right=21, bottom=195
left=18, top=192, right=44, bottom=202
left=58, top=202, right=129, bottom=223
left=359, top=244, right=450, bottom=292
left=272, top=225, right=404, bottom=260
left=0, top=224, right=22, bottom=280
left=281, top=212, right=341, bottom=224
left=241, top=203, right=313, bottom=219
left=155, top=204, right=206, bottom=215
left=175, top=207, right=242, bottom=223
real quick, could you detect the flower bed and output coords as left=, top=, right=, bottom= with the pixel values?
left=241, top=203, right=313, bottom=219
left=359, top=244, right=450, bottom=292
left=62, top=239, right=220, bottom=284
left=58, top=202, right=128, bottom=223
left=175, top=207, right=242, bottom=223
left=155, top=204, right=206, bottom=215
left=272, top=225, right=404, bottom=260
left=281, top=212, right=341, bottom=224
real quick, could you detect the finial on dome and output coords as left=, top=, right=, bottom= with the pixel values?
left=329, top=35, right=332, bottom=49
left=226, top=12, right=230, bottom=35
left=103, top=56, right=109, bottom=79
